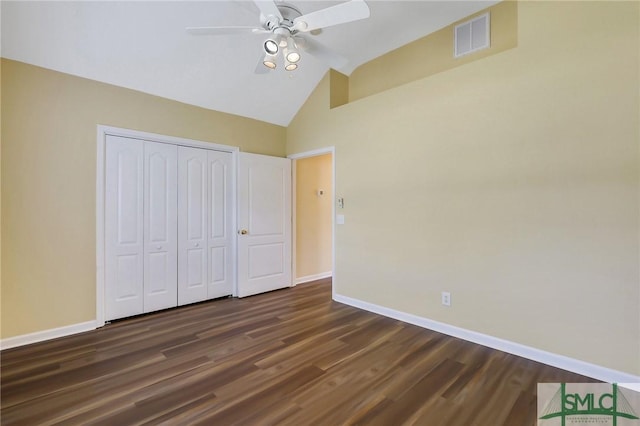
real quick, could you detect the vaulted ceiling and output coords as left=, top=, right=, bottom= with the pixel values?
left=1, top=1, right=499, bottom=126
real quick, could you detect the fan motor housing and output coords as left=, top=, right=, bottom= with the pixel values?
left=277, top=3, right=303, bottom=26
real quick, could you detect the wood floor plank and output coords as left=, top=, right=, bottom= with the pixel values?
left=1, top=279, right=598, bottom=425
left=1, top=356, right=212, bottom=425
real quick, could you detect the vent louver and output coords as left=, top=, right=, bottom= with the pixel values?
left=454, top=13, right=490, bottom=58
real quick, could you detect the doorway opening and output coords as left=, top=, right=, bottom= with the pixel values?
left=289, top=148, right=335, bottom=297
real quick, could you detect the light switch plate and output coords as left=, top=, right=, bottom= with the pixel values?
left=336, top=214, right=345, bottom=225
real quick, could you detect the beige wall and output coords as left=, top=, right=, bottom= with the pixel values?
left=287, top=1, right=640, bottom=375
left=329, top=70, right=349, bottom=109
left=0, top=59, right=286, bottom=338
left=296, top=154, right=333, bottom=279
left=349, top=1, right=518, bottom=103
left=0, top=58, right=3, bottom=316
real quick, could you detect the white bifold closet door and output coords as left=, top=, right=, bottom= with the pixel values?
left=178, top=146, right=233, bottom=305
left=143, top=141, right=178, bottom=312
left=105, top=136, right=177, bottom=320
left=105, top=135, right=234, bottom=321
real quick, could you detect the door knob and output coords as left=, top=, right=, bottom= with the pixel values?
left=195, top=242, right=200, bottom=247
left=239, top=229, right=248, bottom=235
left=157, top=246, right=162, bottom=250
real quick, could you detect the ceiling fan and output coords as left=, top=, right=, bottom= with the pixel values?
left=186, top=0, right=370, bottom=72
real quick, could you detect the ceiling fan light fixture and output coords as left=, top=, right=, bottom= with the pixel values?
left=263, top=39, right=279, bottom=55
left=186, top=0, right=372, bottom=75
left=285, top=50, right=300, bottom=63
left=263, top=54, right=277, bottom=69
left=284, top=37, right=300, bottom=64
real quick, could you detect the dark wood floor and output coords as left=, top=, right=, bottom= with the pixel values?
left=1, top=278, right=596, bottom=425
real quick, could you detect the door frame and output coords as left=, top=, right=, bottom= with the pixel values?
left=96, top=125, right=238, bottom=327
left=287, top=147, right=336, bottom=298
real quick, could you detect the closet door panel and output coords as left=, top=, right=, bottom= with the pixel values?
left=105, top=136, right=144, bottom=320
left=143, top=141, right=178, bottom=313
left=208, top=150, right=233, bottom=299
left=178, top=146, right=208, bottom=305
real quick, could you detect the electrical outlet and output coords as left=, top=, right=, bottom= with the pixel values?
left=441, top=291, right=451, bottom=307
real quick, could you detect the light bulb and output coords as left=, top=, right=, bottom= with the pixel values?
left=286, top=51, right=300, bottom=63
left=264, top=39, right=278, bottom=55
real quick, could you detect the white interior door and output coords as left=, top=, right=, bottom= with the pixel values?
left=207, top=150, right=234, bottom=298
left=178, top=146, right=208, bottom=305
left=238, top=152, right=292, bottom=297
left=105, top=135, right=144, bottom=320
left=143, top=141, right=178, bottom=312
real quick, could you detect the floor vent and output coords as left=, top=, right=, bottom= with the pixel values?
left=454, top=13, right=490, bottom=58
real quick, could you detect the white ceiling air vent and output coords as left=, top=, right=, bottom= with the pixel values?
left=454, top=13, right=490, bottom=58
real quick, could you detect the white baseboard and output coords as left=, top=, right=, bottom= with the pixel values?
left=295, top=271, right=332, bottom=285
left=333, top=293, right=640, bottom=384
left=0, top=320, right=97, bottom=350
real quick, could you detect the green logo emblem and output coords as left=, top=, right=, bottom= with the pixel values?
left=539, top=383, right=639, bottom=426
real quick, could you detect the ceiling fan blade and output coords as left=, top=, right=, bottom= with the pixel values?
left=186, top=26, right=267, bottom=36
left=298, top=37, right=348, bottom=70
left=253, top=0, right=283, bottom=22
left=293, top=0, right=370, bottom=32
